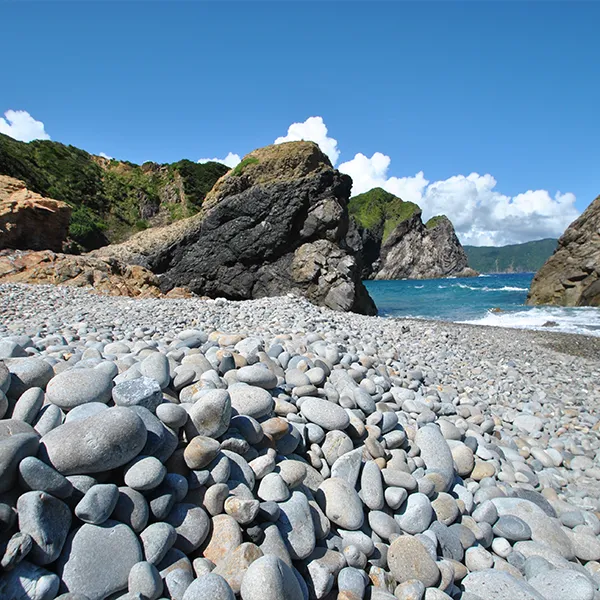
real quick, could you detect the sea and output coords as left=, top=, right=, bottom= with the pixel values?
left=364, top=273, right=600, bottom=337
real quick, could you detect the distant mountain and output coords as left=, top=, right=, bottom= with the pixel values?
left=346, top=188, right=475, bottom=279
left=464, top=238, right=558, bottom=273
left=0, top=133, right=228, bottom=250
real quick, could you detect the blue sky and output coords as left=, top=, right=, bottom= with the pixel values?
left=1, top=1, right=598, bottom=245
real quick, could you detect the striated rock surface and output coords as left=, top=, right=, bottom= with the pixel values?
left=0, top=176, right=71, bottom=252
left=527, top=195, right=600, bottom=306
left=93, top=142, right=376, bottom=314
left=347, top=188, right=476, bottom=280
left=0, top=250, right=192, bottom=298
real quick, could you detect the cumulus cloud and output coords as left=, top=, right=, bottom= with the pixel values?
left=197, top=152, right=241, bottom=168
left=338, top=151, right=579, bottom=246
left=0, top=110, right=50, bottom=142
left=274, top=116, right=340, bottom=165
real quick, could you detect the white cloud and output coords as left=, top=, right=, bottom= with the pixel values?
left=0, top=110, right=50, bottom=142
left=98, top=152, right=113, bottom=160
left=197, top=152, right=241, bottom=169
left=338, top=151, right=579, bottom=245
left=274, top=116, right=340, bottom=165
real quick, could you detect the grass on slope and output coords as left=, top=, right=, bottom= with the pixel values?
left=348, top=187, right=420, bottom=242
left=425, top=215, right=449, bottom=229
left=0, top=133, right=228, bottom=249
left=464, top=238, right=558, bottom=273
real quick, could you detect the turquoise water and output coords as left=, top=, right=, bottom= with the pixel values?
left=364, top=273, right=600, bottom=337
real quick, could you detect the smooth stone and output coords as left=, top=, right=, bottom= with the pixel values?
left=221, top=449, right=256, bottom=490
left=360, top=460, right=384, bottom=510
left=415, top=424, right=454, bottom=492
left=64, top=402, right=108, bottom=423
left=57, top=520, right=142, bottom=600
left=395, top=493, right=433, bottom=534
left=182, top=573, right=235, bottom=600
left=463, top=569, right=547, bottom=600
left=1, top=531, right=33, bottom=569
left=240, top=555, right=304, bottom=600
left=394, top=579, right=425, bottom=600
left=113, top=376, right=163, bottom=412
left=368, top=510, right=401, bottom=541
left=75, top=483, right=119, bottom=524
left=46, top=367, right=113, bottom=410
left=128, top=561, right=163, bottom=600
left=0, top=432, right=40, bottom=493
left=260, top=523, right=292, bottom=566
left=39, top=407, right=147, bottom=475
left=236, top=365, right=278, bottom=389
left=141, top=352, right=171, bottom=389
left=316, top=477, right=364, bottom=530
left=202, top=515, right=243, bottom=565
left=166, top=503, right=210, bottom=554
left=224, top=496, right=260, bottom=525
left=17, top=490, right=72, bottom=565
left=184, top=436, right=220, bottom=470
left=12, top=387, right=45, bottom=424
left=0, top=560, right=60, bottom=600
left=213, top=542, right=264, bottom=594
left=125, top=456, right=167, bottom=491
left=187, top=390, right=232, bottom=439
left=331, top=447, right=363, bottom=488
left=156, top=403, right=188, bottom=429
left=6, top=357, right=54, bottom=399
left=276, top=490, right=316, bottom=560
left=300, top=397, right=349, bottom=431
left=513, top=415, right=544, bottom=434
left=18, top=456, right=73, bottom=498
left=338, top=566, right=367, bottom=597
left=277, top=460, right=307, bottom=489
left=140, top=522, right=177, bottom=565
left=528, top=568, right=594, bottom=600
left=388, top=535, right=440, bottom=587
left=112, top=486, right=150, bottom=533
left=229, top=385, right=274, bottom=419
left=258, top=472, right=290, bottom=502
left=493, top=515, right=532, bottom=542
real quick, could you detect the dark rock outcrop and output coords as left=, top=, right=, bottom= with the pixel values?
left=527, top=195, right=600, bottom=306
left=0, top=176, right=71, bottom=252
left=93, top=142, right=376, bottom=314
left=347, top=189, right=476, bottom=280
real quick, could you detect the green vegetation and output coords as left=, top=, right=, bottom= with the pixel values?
left=348, top=187, right=421, bottom=242
left=231, top=156, right=259, bottom=177
left=425, top=215, right=448, bottom=229
left=464, top=238, right=558, bottom=273
left=0, top=133, right=228, bottom=249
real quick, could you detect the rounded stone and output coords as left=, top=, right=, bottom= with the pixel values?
left=112, top=486, right=149, bottom=533
left=156, top=402, right=188, bottom=429
left=184, top=436, right=221, bottom=470
left=46, top=367, right=113, bottom=410
left=38, top=407, right=147, bottom=475
left=182, top=573, right=235, bottom=600
left=229, top=385, right=274, bottom=419
left=388, top=535, right=440, bottom=588
left=112, top=376, right=163, bottom=412
left=75, top=483, right=119, bottom=525
left=240, top=555, right=304, bottom=600
left=139, top=522, right=177, bottom=565
left=17, top=491, right=72, bottom=565
left=140, top=352, right=171, bottom=390
left=528, top=568, right=594, bottom=600
left=236, top=365, right=278, bottom=389
left=224, top=496, right=260, bottom=525
left=12, top=387, right=45, bottom=424
left=166, top=503, right=210, bottom=554
left=493, top=515, right=532, bottom=542
left=57, top=520, right=143, bottom=600
left=395, top=493, right=433, bottom=534
left=124, top=456, right=167, bottom=491
left=317, top=477, right=364, bottom=530
left=0, top=433, right=40, bottom=494
left=300, top=397, right=350, bottom=431
left=5, top=357, right=54, bottom=399
left=463, top=569, right=549, bottom=600
left=128, top=561, right=163, bottom=600
left=415, top=424, right=454, bottom=492
left=276, top=490, right=316, bottom=561
left=258, top=473, right=290, bottom=502
left=18, top=456, right=73, bottom=498
left=202, top=514, right=244, bottom=565
left=213, top=542, right=264, bottom=594
left=188, top=390, right=232, bottom=439
left=0, top=560, right=60, bottom=600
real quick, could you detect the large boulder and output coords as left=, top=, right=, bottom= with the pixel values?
left=527, top=195, right=600, bottom=306
left=93, top=142, right=376, bottom=314
left=347, top=188, right=476, bottom=280
left=0, top=176, right=71, bottom=252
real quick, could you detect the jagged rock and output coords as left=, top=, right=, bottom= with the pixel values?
left=0, top=250, right=193, bottom=298
left=93, top=142, right=376, bottom=314
left=346, top=188, right=476, bottom=280
left=527, top=195, right=600, bottom=306
left=0, top=176, right=71, bottom=252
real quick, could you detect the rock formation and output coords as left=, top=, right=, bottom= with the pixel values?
left=347, top=188, right=476, bottom=279
left=527, top=195, right=600, bottom=306
left=93, top=142, right=377, bottom=314
left=0, top=176, right=71, bottom=252
left=0, top=250, right=192, bottom=298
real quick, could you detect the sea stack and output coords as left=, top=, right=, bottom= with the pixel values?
left=527, top=194, right=600, bottom=306
left=94, top=141, right=376, bottom=315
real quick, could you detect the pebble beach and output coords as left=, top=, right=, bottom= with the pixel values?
left=2, top=282, right=600, bottom=600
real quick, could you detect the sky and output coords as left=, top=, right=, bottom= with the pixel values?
left=1, top=1, right=598, bottom=246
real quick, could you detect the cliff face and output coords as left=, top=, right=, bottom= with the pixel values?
left=527, top=195, right=600, bottom=307
left=93, top=142, right=377, bottom=315
left=0, top=175, right=71, bottom=252
left=347, top=188, right=475, bottom=280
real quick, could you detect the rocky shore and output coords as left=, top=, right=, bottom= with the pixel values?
left=1, top=283, right=600, bottom=600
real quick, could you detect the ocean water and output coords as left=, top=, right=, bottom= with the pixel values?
left=364, top=273, right=600, bottom=337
